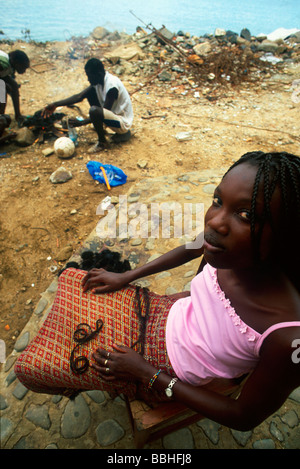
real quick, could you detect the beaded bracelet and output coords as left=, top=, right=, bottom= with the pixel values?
left=147, top=369, right=162, bottom=390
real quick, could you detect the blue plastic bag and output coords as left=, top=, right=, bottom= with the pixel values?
left=86, top=161, right=127, bottom=187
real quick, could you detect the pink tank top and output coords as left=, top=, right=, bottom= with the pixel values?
left=166, top=264, right=300, bottom=386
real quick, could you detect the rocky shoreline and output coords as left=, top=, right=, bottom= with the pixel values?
left=2, top=24, right=300, bottom=91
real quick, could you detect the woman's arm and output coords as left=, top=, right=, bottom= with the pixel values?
left=92, top=327, right=300, bottom=431
left=82, top=234, right=204, bottom=293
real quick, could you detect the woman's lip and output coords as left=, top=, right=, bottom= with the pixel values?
left=203, top=239, right=225, bottom=253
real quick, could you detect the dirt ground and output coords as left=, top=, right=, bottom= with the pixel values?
left=0, top=40, right=299, bottom=355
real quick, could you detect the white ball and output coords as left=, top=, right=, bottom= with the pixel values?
left=54, top=137, right=75, bottom=158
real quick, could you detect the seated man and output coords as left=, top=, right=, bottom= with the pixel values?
left=43, top=58, right=133, bottom=153
left=0, top=50, right=30, bottom=125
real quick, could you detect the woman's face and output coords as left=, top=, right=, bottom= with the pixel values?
left=203, top=163, right=279, bottom=271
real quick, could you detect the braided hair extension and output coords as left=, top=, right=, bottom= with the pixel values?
left=225, top=151, right=300, bottom=291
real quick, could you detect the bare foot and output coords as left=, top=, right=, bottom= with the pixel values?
left=88, top=141, right=108, bottom=153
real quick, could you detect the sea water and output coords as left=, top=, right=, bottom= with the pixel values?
left=1, top=0, right=299, bottom=43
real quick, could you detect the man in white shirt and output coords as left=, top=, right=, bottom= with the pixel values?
left=0, top=50, right=30, bottom=125
left=43, top=58, right=133, bottom=153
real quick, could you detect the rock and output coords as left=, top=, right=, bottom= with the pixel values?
left=96, top=419, right=125, bottom=446
left=193, top=42, right=212, bottom=56
left=240, top=28, right=251, bottom=41
left=156, top=27, right=174, bottom=44
left=15, top=128, right=35, bottom=147
left=61, top=394, right=91, bottom=439
left=42, top=147, right=54, bottom=157
left=49, top=166, right=73, bottom=184
left=257, top=40, right=279, bottom=53
left=252, top=438, right=276, bottom=449
left=55, top=245, right=73, bottom=262
left=158, top=70, right=172, bottom=81
left=91, top=26, right=109, bottom=40
left=176, top=131, right=192, bottom=141
left=163, top=427, right=194, bottom=449
left=197, top=419, right=221, bottom=445
left=226, top=30, right=238, bottom=44
left=14, top=331, right=30, bottom=352
left=25, top=404, right=51, bottom=430
left=137, top=159, right=148, bottom=169
left=214, top=28, right=226, bottom=38
left=104, top=42, right=145, bottom=63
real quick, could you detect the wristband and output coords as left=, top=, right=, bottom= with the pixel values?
left=147, top=369, right=162, bottom=390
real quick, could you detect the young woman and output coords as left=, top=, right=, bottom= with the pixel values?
left=15, top=151, right=300, bottom=431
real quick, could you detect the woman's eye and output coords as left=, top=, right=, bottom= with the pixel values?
left=239, top=210, right=251, bottom=220
left=212, top=196, right=221, bottom=206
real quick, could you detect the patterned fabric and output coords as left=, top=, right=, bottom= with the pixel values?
left=14, top=268, right=177, bottom=402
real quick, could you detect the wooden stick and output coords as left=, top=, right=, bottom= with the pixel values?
left=100, top=166, right=111, bottom=191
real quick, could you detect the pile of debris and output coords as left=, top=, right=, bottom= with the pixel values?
left=86, top=24, right=300, bottom=90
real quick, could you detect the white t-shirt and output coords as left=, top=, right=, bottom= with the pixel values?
left=94, top=72, right=133, bottom=131
left=0, top=51, right=12, bottom=78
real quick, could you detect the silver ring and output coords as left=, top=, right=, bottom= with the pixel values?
left=106, top=367, right=110, bottom=373
left=104, top=359, right=108, bottom=366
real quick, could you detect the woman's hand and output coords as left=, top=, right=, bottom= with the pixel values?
left=81, top=268, right=131, bottom=294
left=91, top=345, right=153, bottom=382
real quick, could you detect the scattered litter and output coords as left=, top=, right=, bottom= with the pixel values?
left=49, top=265, right=58, bottom=273
left=175, top=131, right=193, bottom=141
left=260, top=53, right=283, bottom=64
left=87, top=161, right=127, bottom=187
left=42, top=147, right=54, bottom=157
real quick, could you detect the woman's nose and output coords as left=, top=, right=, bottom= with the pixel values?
left=206, top=208, right=229, bottom=235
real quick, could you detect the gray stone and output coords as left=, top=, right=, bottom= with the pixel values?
left=197, top=419, right=221, bottom=445
left=202, top=184, right=216, bottom=194
left=240, top=28, right=251, bottom=41
left=155, top=271, right=171, bottom=280
left=131, top=238, right=143, bottom=246
left=4, top=355, right=16, bottom=372
left=50, top=166, right=73, bottom=184
left=252, top=438, right=276, bottom=449
left=5, top=369, right=16, bottom=386
left=45, top=443, right=59, bottom=449
left=61, top=394, right=91, bottom=439
left=86, top=390, right=106, bottom=404
left=96, top=419, right=125, bottom=446
left=25, top=404, right=51, bottom=430
left=0, top=394, right=8, bottom=410
left=280, top=410, right=299, bottom=428
left=12, top=382, right=29, bottom=400
left=0, top=417, right=13, bottom=442
left=13, top=436, right=32, bottom=449
left=128, top=193, right=140, bottom=203
left=257, top=41, right=279, bottom=53
left=34, top=297, right=48, bottom=316
left=165, top=286, right=178, bottom=295
left=92, top=26, right=109, bottom=40
left=269, top=421, right=284, bottom=442
left=163, top=427, right=194, bottom=449
left=14, top=331, right=30, bottom=352
left=15, top=127, right=35, bottom=147
left=289, top=387, right=300, bottom=404
left=193, top=42, right=212, bottom=56
left=231, top=429, right=252, bottom=446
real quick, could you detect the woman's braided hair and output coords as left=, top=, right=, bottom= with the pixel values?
left=226, top=151, right=300, bottom=291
